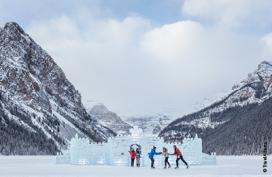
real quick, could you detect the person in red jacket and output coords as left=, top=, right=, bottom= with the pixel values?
left=129, top=149, right=136, bottom=167
left=171, top=145, right=189, bottom=169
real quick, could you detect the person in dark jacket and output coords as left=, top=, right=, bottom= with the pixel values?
left=171, top=145, right=189, bottom=169
left=135, top=148, right=141, bottom=167
left=129, top=148, right=136, bottom=167
left=148, top=146, right=161, bottom=168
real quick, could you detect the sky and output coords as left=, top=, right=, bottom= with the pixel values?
left=1, top=0, right=272, bottom=117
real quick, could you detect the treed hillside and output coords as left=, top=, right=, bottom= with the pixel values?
left=202, top=98, right=272, bottom=155
left=160, top=61, right=272, bottom=155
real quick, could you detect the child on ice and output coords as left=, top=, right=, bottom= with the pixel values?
left=162, top=147, right=171, bottom=169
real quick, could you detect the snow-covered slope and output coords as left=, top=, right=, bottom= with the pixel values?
left=0, top=22, right=115, bottom=155
left=126, top=114, right=172, bottom=135
left=160, top=61, right=272, bottom=155
left=85, top=101, right=132, bottom=135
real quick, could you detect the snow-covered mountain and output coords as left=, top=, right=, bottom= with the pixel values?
left=160, top=61, right=272, bottom=155
left=126, top=114, right=172, bottom=135
left=0, top=22, right=115, bottom=155
left=85, top=101, right=132, bottom=135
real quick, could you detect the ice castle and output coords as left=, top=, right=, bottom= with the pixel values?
left=56, top=126, right=216, bottom=166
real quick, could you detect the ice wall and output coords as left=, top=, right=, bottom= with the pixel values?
left=57, top=127, right=216, bottom=166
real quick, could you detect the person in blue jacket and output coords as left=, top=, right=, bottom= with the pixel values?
left=148, top=146, right=162, bottom=168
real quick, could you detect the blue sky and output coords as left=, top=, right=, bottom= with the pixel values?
left=1, top=0, right=272, bottom=117
left=0, top=0, right=183, bottom=27
left=2, top=0, right=272, bottom=34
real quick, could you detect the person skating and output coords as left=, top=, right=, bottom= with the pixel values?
left=148, top=146, right=162, bottom=168
left=135, top=148, right=141, bottom=167
left=171, top=145, right=189, bottom=169
left=162, top=147, right=171, bottom=169
left=129, top=148, right=136, bottom=167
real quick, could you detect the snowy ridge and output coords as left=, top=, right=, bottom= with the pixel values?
left=177, top=61, right=272, bottom=127
left=160, top=61, right=272, bottom=155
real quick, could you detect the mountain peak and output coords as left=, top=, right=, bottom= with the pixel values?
left=259, top=60, right=272, bottom=66
left=254, top=60, right=272, bottom=80
left=233, top=60, right=272, bottom=90
left=257, top=60, right=272, bottom=72
left=90, top=104, right=109, bottom=114
left=4, top=22, right=25, bottom=35
left=87, top=103, right=133, bottom=135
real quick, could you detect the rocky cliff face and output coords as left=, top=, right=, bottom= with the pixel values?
left=160, top=61, right=272, bottom=155
left=0, top=22, right=115, bottom=155
left=85, top=102, right=132, bottom=135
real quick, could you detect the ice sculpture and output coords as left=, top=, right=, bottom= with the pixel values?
left=56, top=126, right=216, bottom=166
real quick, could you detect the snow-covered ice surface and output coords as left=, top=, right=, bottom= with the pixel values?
left=0, top=156, right=270, bottom=177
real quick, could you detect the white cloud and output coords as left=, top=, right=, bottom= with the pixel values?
left=141, top=20, right=261, bottom=86
left=27, top=15, right=162, bottom=116
left=142, top=21, right=204, bottom=60
left=25, top=2, right=271, bottom=117
left=182, top=0, right=272, bottom=29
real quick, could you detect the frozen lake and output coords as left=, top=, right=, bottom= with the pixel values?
left=0, top=155, right=270, bottom=177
